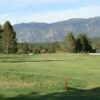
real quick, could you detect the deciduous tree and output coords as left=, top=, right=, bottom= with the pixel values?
left=64, top=32, right=76, bottom=53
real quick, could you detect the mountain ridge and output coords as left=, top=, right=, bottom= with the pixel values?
left=14, top=16, right=100, bottom=43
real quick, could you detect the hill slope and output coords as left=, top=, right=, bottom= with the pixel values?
left=14, top=17, right=100, bottom=43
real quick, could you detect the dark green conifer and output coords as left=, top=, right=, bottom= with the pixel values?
left=2, top=21, right=17, bottom=53
left=76, top=34, right=92, bottom=53
left=0, top=25, right=3, bottom=52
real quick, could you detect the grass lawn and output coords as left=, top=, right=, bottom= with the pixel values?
left=0, top=53, right=100, bottom=100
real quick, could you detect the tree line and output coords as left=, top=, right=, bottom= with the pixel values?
left=63, top=32, right=94, bottom=53
left=0, top=21, right=94, bottom=54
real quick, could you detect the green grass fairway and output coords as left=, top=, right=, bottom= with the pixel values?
left=0, top=53, right=100, bottom=100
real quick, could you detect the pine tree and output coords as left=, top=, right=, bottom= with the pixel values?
left=76, top=34, right=92, bottom=53
left=64, top=32, right=76, bottom=53
left=0, top=25, right=3, bottom=52
left=2, top=21, right=17, bottom=54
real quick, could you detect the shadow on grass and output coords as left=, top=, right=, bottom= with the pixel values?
left=0, top=60, right=64, bottom=63
left=0, top=56, right=28, bottom=59
left=0, top=55, right=65, bottom=63
left=0, top=87, right=100, bottom=100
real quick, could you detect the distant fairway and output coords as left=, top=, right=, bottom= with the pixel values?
left=0, top=53, right=100, bottom=100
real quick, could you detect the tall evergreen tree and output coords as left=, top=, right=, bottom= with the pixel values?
left=64, top=32, right=76, bottom=53
left=2, top=21, right=17, bottom=54
left=0, top=25, right=3, bottom=52
left=76, top=34, right=92, bottom=53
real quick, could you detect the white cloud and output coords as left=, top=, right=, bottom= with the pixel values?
left=0, top=6, right=100, bottom=24
left=29, top=6, right=100, bottom=23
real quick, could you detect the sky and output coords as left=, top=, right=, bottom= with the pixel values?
left=0, top=0, right=100, bottom=24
